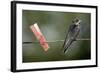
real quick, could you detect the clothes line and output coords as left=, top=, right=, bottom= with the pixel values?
left=23, top=38, right=90, bottom=44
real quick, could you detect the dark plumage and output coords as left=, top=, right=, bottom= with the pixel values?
left=63, top=18, right=81, bottom=53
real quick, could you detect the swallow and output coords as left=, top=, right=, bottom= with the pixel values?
left=63, top=18, right=81, bottom=53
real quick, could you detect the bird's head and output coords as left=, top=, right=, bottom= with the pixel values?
left=72, top=18, right=81, bottom=25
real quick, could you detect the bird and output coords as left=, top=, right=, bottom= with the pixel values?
left=63, top=18, right=81, bottom=53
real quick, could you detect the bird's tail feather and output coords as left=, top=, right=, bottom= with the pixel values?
left=64, top=39, right=74, bottom=53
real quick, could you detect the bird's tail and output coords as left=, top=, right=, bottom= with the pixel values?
left=63, top=39, right=74, bottom=53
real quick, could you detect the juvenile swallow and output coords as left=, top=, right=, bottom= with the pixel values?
left=63, top=18, right=81, bottom=53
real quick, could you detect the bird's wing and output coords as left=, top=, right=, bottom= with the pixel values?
left=72, top=26, right=80, bottom=40
left=63, top=25, right=80, bottom=53
left=63, top=25, right=72, bottom=48
left=63, top=26, right=71, bottom=47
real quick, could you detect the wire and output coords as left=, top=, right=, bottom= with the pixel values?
left=23, top=38, right=90, bottom=44
left=76, top=38, right=90, bottom=41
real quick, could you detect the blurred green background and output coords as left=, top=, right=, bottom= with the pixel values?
left=22, top=10, right=91, bottom=63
